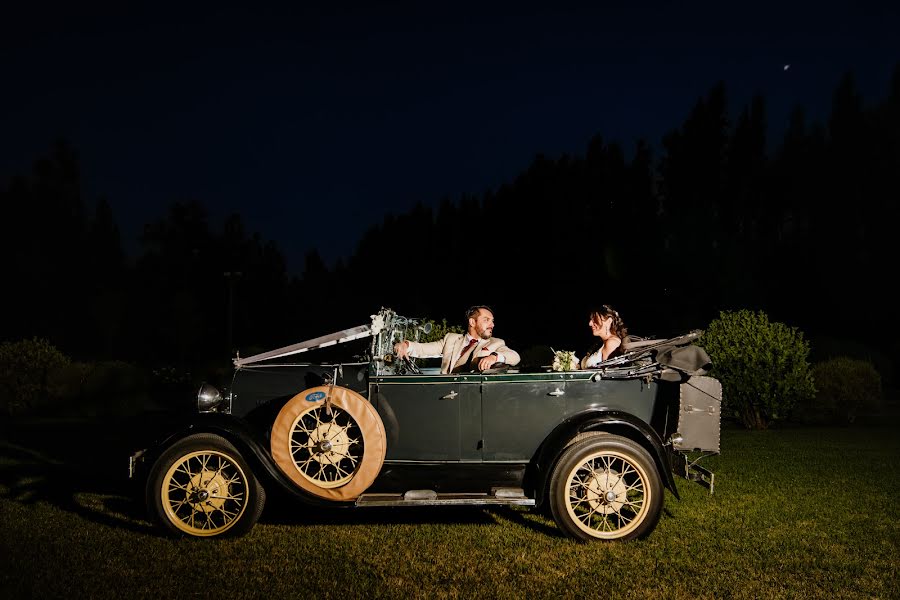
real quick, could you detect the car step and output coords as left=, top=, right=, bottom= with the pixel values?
left=355, top=487, right=535, bottom=507
left=672, top=452, right=716, bottom=494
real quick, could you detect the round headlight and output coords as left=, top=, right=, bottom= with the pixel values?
left=197, top=383, right=223, bottom=411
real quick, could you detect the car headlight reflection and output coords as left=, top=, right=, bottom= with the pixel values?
left=197, top=383, right=224, bottom=412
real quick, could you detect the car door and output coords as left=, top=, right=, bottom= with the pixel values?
left=371, top=373, right=464, bottom=461
left=480, top=372, right=570, bottom=461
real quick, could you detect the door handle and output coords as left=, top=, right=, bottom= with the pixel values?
left=441, top=391, right=458, bottom=399
left=547, top=388, right=565, bottom=397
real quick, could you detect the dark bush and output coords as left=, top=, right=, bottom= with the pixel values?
left=808, top=336, right=894, bottom=388
left=84, top=361, right=151, bottom=416
left=700, top=309, right=816, bottom=430
left=0, top=337, right=71, bottom=416
left=149, top=365, right=197, bottom=412
left=798, top=357, right=883, bottom=424
left=36, top=360, right=152, bottom=417
left=418, top=318, right=464, bottom=343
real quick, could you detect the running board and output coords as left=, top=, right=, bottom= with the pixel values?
left=356, top=487, right=535, bottom=507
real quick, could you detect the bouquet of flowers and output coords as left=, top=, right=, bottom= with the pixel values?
left=551, top=348, right=579, bottom=372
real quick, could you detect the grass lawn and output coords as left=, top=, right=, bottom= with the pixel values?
left=1, top=420, right=898, bottom=599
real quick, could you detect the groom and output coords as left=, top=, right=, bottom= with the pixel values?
left=394, top=305, right=520, bottom=374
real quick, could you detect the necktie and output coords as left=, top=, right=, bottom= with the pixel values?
left=452, top=338, right=478, bottom=373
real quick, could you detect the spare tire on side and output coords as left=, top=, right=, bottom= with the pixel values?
left=270, top=385, right=386, bottom=501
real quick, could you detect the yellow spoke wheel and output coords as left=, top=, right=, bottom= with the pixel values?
left=147, top=434, right=266, bottom=538
left=549, top=434, right=663, bottom=542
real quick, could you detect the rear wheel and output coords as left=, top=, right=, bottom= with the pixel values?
left=548, top=435, right=662, bottom=542
left=535, top=431, right=608, bottom=518
left=146, top=433, right=265, bottom=538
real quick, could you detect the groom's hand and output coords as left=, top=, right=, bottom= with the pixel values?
left=476, top=353, right=498, bottom=371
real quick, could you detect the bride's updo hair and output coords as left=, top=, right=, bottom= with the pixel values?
left=589, top=304, right=627, bottom=340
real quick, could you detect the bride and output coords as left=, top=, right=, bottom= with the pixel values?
left=580, top=305, right=628, bottom=368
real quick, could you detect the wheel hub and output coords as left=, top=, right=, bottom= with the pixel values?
left=187, top=471, right=229, bottom=510
left=585, top=469, right=627, bottom=514
left=306, top=421, right=352, bottom=464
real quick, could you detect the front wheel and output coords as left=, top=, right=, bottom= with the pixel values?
left=146, top=433, right=266, bottom=538
left=548, top=434, right=663, bottom=542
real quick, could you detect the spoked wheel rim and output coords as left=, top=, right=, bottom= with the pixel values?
left=563, top=449, right=652, bottom=539
left=271, top=386, right=386, bottom=501
left=289, top=404, right=364, bottom=488
left=161, top=450, right=249, bottom=536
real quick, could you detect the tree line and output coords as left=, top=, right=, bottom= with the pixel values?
left=3, top=66, right=898, bottom=378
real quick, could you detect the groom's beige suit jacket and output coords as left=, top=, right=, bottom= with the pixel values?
left=405, top=333, right=521, bottom=374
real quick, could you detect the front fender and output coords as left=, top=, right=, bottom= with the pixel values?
left=529, top=410, right=680, bottom=505
left=130, top=412, right=342, bottom=508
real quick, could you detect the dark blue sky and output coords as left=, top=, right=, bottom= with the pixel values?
left=3, top=2, right=898, bottom=273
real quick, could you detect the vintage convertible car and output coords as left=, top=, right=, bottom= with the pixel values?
left=129, top=308, right=721, bottom=542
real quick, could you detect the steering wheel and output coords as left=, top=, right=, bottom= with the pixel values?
left=402, top=355, right=421, bottom=375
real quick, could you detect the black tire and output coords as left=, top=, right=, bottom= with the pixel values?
left=535, top=431, right=609, bottom=518
left=146, top=433, right=266, bottom=538
left=548, top=434, right=663, bottom=542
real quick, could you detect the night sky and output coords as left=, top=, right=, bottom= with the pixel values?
left=3, top=2, right=898, bottom=273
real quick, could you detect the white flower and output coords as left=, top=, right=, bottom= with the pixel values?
left=551, top=349, right=579, bottom=372
left=370, top=313, right=385, bottom=336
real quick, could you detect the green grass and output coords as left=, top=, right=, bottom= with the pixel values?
left=1, top=422, right=898, bottom=599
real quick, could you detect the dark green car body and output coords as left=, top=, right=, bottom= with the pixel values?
left=132, top=308, right=721, bottom=541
